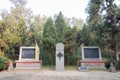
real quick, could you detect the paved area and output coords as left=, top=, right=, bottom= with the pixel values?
left=0, top=70, right=120, bottom=80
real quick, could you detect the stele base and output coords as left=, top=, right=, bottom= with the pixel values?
left=15, top=60, right=42, bottom=69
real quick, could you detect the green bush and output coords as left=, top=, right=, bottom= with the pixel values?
left=116, top=60, right=120, bottom=69
left=0, top=57, right=10, bottom=71
left=105, top=61, right=110, bottom=69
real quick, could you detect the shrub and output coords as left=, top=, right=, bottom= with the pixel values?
left=116, top=60, right=120, bottom=69
left=105, top=61, right=110, bottom=69
left=0, top=57, right=10, bottom=71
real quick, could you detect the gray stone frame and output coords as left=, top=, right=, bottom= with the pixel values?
left=19, top=47, right=36, bottom=61
left=81, top=46, right=102, bottom=60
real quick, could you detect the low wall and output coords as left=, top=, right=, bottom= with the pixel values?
left=15, top=60, right=42, bottom=69
left=78, top=60, right=106, bottom=69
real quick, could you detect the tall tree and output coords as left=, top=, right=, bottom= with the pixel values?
left=0, top=15, right=23, bottom=56
left=63, top=26, right=77, bottom=65
left=29, top=15, right=43, bottom=46
left=104, top=0, right=120, bottom=61
left=71, top=17, right=83, bottom=30
left=86, top=0, right=120, bottom=61
left=9, top=0, right=33, bottom=28
left=43, top=17, right=56, bottom=65
left=9, top=0, right=33, bottom=45
left=0, top=0, right=32, bottom=58
left=77, top=24, right=91, bottom=47
left=86, top=0, right=104, bottom=46
left=55, top=12, right=66, bottom=42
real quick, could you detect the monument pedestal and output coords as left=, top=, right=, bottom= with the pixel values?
left=80, top=60, right=105, bottom=69
left=15, top=60, right=42, bottom=69
left=79, top=46, right=106, bottom=70
left=15, top=46, right=42, bottom=70
left=7, top=62, right=14, bottom=71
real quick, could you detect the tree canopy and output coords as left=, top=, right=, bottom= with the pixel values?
left=0, top=0, right=120, bottom=65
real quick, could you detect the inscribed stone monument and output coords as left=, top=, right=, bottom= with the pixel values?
left=79, top=46, right=105, bottom=69
left=56, top=43, right=64, bottom=71
left=15, top=43, right=42, bottom=69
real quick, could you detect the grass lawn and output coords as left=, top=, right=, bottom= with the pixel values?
left=41, top=65, right=78, bottom=70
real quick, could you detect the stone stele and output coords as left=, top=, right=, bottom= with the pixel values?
left=56, top=43, right=64, bottom=71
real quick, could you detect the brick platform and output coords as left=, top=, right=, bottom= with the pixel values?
left=78, top=60, right=105, bottom=69
left=15, top=60, right=42, bottom=69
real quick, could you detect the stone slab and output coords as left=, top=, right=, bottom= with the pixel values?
left=56, top=43, right=64, bottom=71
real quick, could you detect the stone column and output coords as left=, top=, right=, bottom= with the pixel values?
left=56, top=43, right=64, bottom=71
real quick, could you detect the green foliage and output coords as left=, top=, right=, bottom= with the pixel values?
left=85, top=0, right=120, bottom=61
left=63, top=27, right=77, bottom=49
left=105, top=61, right=111, bottom=69
left=0, top=57, right=10, bottom=71
left=63, top=26, right=77, bottom=65
left=86, top=0, right=104, bottom=46
left=55, top=12, right=66, bottom=42
left=5, top=50, right=19, bottom=61
left=29, top=15, right=43, bottom=46
left=101, top=50, right=112, bottom=60
left=75, top=47, right=82, bottom=60
left=103, top=0, right=120, bottom=61
left=116, top=60, right=120, bottom=69
left=42, top=17, right=56, bottom=65
left=0, top=0, right=32, bottom=59
left=0, top=0, right=120, bottom=66
left=77, top=25, right=90, bottom=46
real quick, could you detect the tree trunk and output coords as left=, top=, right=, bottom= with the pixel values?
left=114, top=43, right=119, bottom=61
left=1, top=47, right=5, bottom=56
left=67, top=55, right=70, bottom=65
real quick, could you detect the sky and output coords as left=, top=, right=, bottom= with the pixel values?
left=27, top=0, right=89, bottom=21
left=0, top=0, right=120, bottom=22
left=0, top=0, right=89, bottom=21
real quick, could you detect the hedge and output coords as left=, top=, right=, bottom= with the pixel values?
left=0, top=57, right=10, bottom=71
